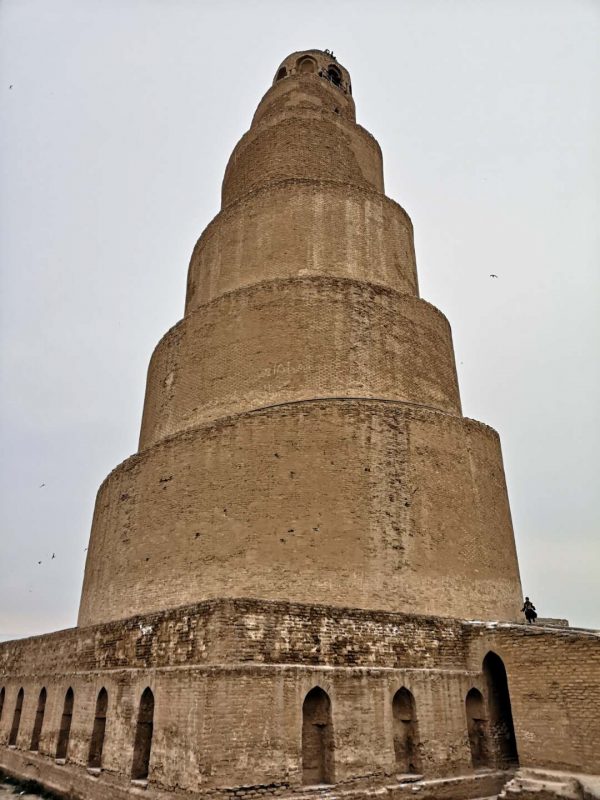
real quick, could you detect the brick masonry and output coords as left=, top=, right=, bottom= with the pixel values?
left=1, top=48, right=598, bottom=798
left=1, top=600, right=599, bottom=797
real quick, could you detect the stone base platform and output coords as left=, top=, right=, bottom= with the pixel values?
left=0, top=757, right=510, bottom=800
left=0, top=599, right=598, bottom=798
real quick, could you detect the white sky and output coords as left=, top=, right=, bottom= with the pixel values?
left=0, top=0, right=598, bottom=639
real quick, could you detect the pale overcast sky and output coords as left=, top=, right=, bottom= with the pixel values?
left=1, top=0, right=598, bottom=639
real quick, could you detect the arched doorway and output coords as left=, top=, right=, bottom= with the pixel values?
left=483, top=652, right=519, bottom=767
left=56, top=687, right=74, bottom=760
left=132, top=687, right=154, bottom=781
left=88, top=687, right=108, bottom=769
left=327, top=66, right=342, bottom=86
left=30, top=688, right=47, bottom=751
left=465, top=688, right=490, bottom=768
left=392, top=687, right=421, bottom=773
left=302, top=687, right=334, bottom=785
left=8, top=688, right=24, bottom=746
left=0, top=687, right=5, bottom=722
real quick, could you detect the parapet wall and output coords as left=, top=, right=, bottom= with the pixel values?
left=1, top=600, right=598, bottom=799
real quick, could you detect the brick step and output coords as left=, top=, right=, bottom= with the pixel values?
left=269, top=771, right=509, bottom=800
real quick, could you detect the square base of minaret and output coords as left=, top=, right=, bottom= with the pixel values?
left=0, top=599, right=598, bottom=800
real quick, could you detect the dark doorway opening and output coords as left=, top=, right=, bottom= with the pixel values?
left=132, top=687, right=154, bottom=781
left=302, top=687, right=334, bottom=785
left=88, top=687, right=108, bottom=769
left=30, top=688, right=47, bottom=751
left=327, top=66, right=342, bottom=86
left=8, top=688, right=24, bottom=746
left=56, top=687, right=74, bottom=760
left=483, top=652, right=519, bottom=767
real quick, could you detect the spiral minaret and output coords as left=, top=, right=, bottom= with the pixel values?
left=78, top=50, right=523, bottom=627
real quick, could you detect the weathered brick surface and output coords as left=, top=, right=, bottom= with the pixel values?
left=185, top=180, right=417, bottom=313
left=80, top=401, right=521, bottom=626
left=78, top=45, right=522, bottom=628
left=2, top=47, right=597, bottom=799
left=222, top=114, right=383, bottom=207
left=464, top=623, right=600, bottom=773
left=141, top=278, right=460, bottom=448
left=1, top=603, right=598, bottom=796
left=256, top=51, right=356, bottom=125
left=1, top=599, right=473, bottom=675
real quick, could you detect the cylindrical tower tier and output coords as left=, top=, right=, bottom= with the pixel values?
left=79, top=401, right=522, bottom=626
left=141, top=278, right=460, bottom=450
left=221, top=112, right=383, bottom=206
left=78, top=49, right=523, bottom=627
left=185, top=180, right=418, bottom=313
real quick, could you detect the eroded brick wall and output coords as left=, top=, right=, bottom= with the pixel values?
left=465, top=622, right=600, bottom=773
left=140, top=278, right=460, bottom=448
left=2, top=601, right=597, bottom=796
left=185, top=181, right=417, bottom=313
left=0, top=601, right=477, bottom=792
left=79, top=402, right=522, bottom=626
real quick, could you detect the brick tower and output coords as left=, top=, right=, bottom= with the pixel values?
left=78, top=49, right=523, bottom=627
left=2, top=51, right=598, bottom=800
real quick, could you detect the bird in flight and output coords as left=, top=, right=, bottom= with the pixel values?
left=51, top=553, right=55, bottom=559
left=39, top=483, right=45, bottom=488
left=490, top=274, right=498, bottom=278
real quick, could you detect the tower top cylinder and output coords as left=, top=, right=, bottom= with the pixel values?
left=252, top=49, right=356, bottom=127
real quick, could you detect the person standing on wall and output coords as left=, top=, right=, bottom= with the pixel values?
left=521, top=597, right=537, bottom=624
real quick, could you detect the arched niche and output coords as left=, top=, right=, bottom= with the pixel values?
left=132, top=687, right=154, bottom=781
left=88, top=687, right=108, bottom=769
left=56, top=687, right=74, bottom=760
left=30, top=687, right=47, bottom=751
left=302, top=686, right=334, bottom=784
left=392, top=687, right=421, bottom=773
left=8, top=687, right=24, bottom=747
left=465, top=688, right=490, bottom=768
left=483, top=652, right=519, bottom=767
left=297, top=56, right=317, bottom=75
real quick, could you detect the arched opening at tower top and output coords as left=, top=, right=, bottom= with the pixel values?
left=392, top=687, right=421, bottom=773
left=465, top=688, right=491, bottom=768
left=275, top=66, right=287, bottom=81
left=302, top=687, right=334, bottom=785
left=483, top=652, right=519, bottom=767
left=297, top=56, right=317, bottom=74
left=327, top=65, right=342, bottom=86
